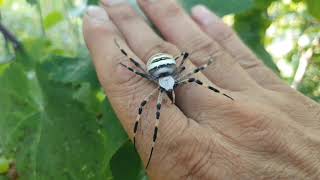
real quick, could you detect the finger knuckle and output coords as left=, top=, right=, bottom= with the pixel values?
left=143, top=0, right=183, bottom=19
left=142, top=41, right=178, bottom=61
left=161, top=1, right=183, bottom=18
left=106, top=59, right=153, bottom=104
left=87, top=20, right=110, bottom=35
left=184, top=36, right=223, bottom=65
left=114, top=73, right=151, bottom=99
left=110, top=5, right=138, bottom=23
left=215, top=26, right=235, bottom=43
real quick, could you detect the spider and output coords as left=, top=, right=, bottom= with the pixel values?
left=115, top=40, right=233, bottom=168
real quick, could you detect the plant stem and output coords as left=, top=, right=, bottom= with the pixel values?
left=291, top=48, right=313, bottom=89
left=37, top=0, right=46, bottom=36
left=0, top=23, right=22, bottom=51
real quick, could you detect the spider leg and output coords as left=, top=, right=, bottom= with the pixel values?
left=119, top=63, right=152, bottom=80
left=177, top=66, right=186, bottom=75
left=173, top=52, right=189, bottom=78
left=175, top=52, right=189, bottom=72
left=133, top=88, right=159, bottom=146
left=146, top=90, right=164, bottom=169
left=175, top=52, right=189, bottom=67
left=114, top=38, right=147, bottom=73
left=177, top=57, right=213, bottom=81
left=176, top=78, right=234, bottom=100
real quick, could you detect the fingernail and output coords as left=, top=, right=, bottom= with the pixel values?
left=86, top=6, right=109, bottom=22
left=192, top=5, right=214, bottom=26
left=101, top=0, right=126, bottom=6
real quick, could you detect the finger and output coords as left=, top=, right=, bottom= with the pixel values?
left=137, top=0, right=258, bottom=91
left=101, top=0, right=172, bottom=62
left=83, top=5, right=190, bottom=168
left=191, top=5, right=288, bottom=90
left=101, top=0, right=235, bottom=118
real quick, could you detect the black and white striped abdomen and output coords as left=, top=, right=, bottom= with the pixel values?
left=147, top=53, right=177, bottom=78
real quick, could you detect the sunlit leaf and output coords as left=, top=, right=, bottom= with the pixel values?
left=306, top=0, right=320, bottom=20
left=43, top=11, right=64, bottom=30
left=0, top=0, right=4, bottom=7
left=0, top=157, right=10, bottom=174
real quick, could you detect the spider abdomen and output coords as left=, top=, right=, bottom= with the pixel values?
left=147, top=53, right=176, bottom=78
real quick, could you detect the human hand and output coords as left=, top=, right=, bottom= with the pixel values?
left=83, top=0, right=320, bottom=179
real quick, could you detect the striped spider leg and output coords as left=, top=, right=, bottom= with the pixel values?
left=119, top=63, right=153, bottom=80
left=115, top=40, right=167, bottom=169
left=174, top=57, right=233, bottom=100
left=115, top=39, right=152, bottom=80
left=177, top=57, right=214, bottom=81
left=146, top=89, right=164, bottom=169
left=133, top=88, right=159, bottom=146
left=174, top=51, right=189, bottom=75
left=175, top=78, right=234, bottom=100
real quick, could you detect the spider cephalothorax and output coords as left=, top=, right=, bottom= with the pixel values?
left=115, top=40, right=233, bottom=168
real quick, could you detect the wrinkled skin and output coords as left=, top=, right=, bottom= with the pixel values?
left=83, top=0, right=320, bottom=179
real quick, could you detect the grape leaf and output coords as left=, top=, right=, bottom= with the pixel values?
left=180, top=0, right=254, bottom=16
left=0, top=61, right=127, bottom=179
left=0, top=0, right=4, bottom=7
left=87, top=0, right=99, bottom=5
left=234, top=0, right=279, bottom=72
left=0, top=157, right=10, bottom=174
left=43, top=11, right=64, bottom=30
left=26, top=0, right=37, bottom=5
left=306, top=0, right=320, bottom=20
left=47, top=54, right=99, bottom=89
left=72, top=82, right=100, bottom=113
left=110, top=141, right=146, bottom=180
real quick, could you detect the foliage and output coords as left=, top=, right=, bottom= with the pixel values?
left=0, top=0, right=319, bottom=179
left=306, top=0, right=320, bottom=20
left=234, top=0, right=279, bottom=71
left=180, top=0, right=254, bottom=16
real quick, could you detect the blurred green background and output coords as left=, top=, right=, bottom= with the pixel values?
left=0, top=0, right=319, bottom=179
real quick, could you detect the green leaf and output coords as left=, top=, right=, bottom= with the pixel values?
left=0, top=64, right=10, bottom=75
left=20, top=38, right=53, bottom=66
left=0, top=0, right=4, bottom=7
left=26, top=0, right=37, bottom=5
left=87, top=0, right=99, bottom=5
left=47, top=54, right=99, bottom=89
left=180, top=0, right=254, bottom=16
left=110, top=141, right=146, bottom=180
left=234, top=2, right=279, bottom=72
left=0, top=157, right=10, bottom=174
left=306, top=0, right=320, bottom=20
left=0, top=61, right=127, bottom=179
left=43, top=11, right=64, bottom=30
left=72, top=83, right=100, bottom=113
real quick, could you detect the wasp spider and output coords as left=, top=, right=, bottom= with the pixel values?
left=115, top=40, right=233, bottom=168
